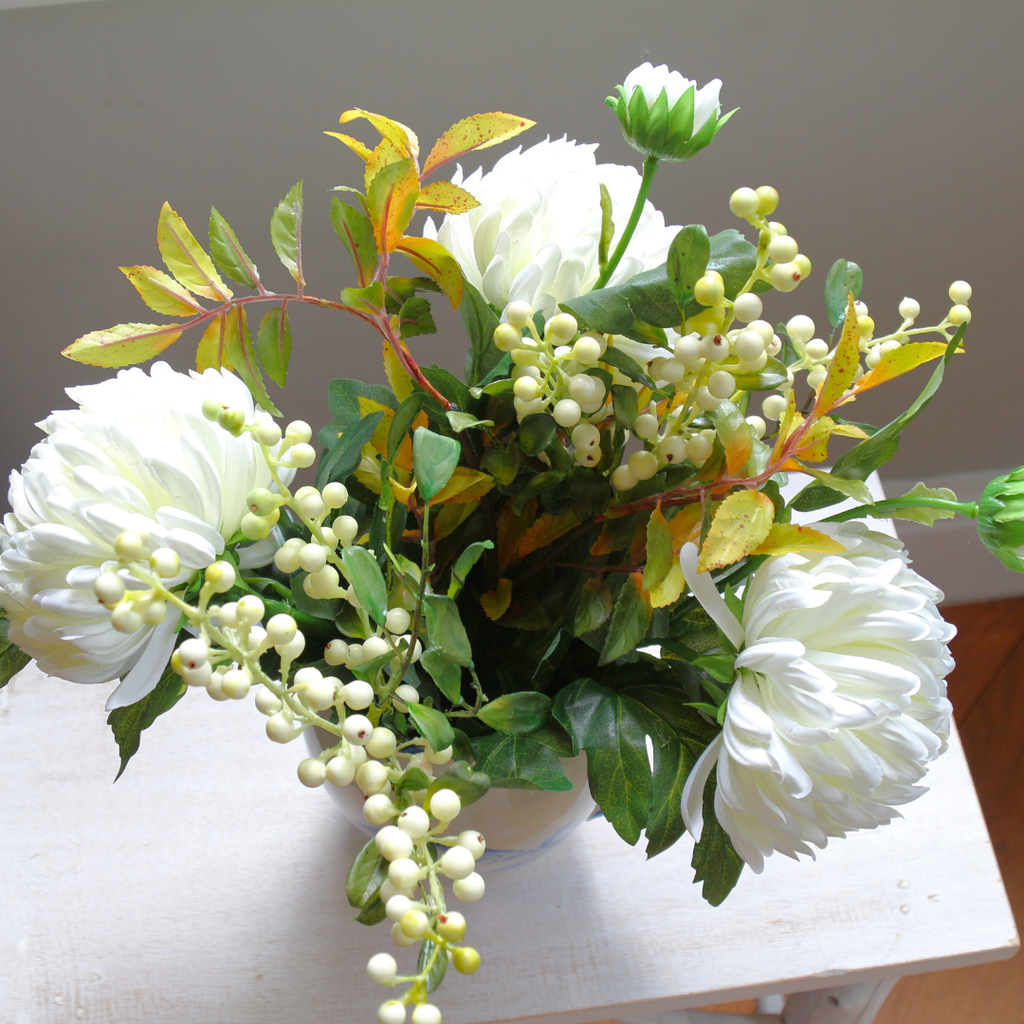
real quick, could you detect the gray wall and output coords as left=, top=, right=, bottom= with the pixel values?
left=2, top=0, right=1022, bottom=494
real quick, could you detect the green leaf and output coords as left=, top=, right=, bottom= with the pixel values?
left=552, top=678, right=653, bottom=844
left=106, top=659, right=187, bottom=781
left=387, top=393, right=425, bottom=462
left=340, top=545, right=388, bottom=627
left=255, top=306, right=291, bottom=389
left=600, top=345, right=656, bottom=389
left=398, top=296, right=436, bottom=339
left=561, top=264, right=680, bottom=340
left=413, top=427, right=460, bottom=500
left=691, top=769, right=744, bottom=906
left=340, top=280, right=385, bottom=316
left=824, top=258, right=864, bottom=330
left=611, top=384, right=640, bottom=431
left=345, top=838, right=388, bottom=909
left=598, top=574, right=651, bottom=666
left=330, top=196, right=377, bottom=288
left=479, top=448, right=518, bottom=486
left=732, top=354, right=789, bottom=392
left=224, top=306, right=278, bottom=414
left=355, top=891, right=387, bottom=925
left=421, top=365, right=475, bottom=413
left=446, top=410, right=493, bottom=433
left=0, top=614, right=30, bottom=689
left=888, top=483, right=959, bottom=526
left=573, top=578, right=613, bottom=637
left=427, top=760, right=490, bottom=807
left=477, top=692, right=552, bottom=734
left=693, top=654, right=736, bottom=687
left=419, top=648, right=463, bottom=704
left=472, top=732, right=573, bottom=791
left=316, top=411, right=384, bottom=489
left=461, top=280, right=502, bottom=386
left=448, top=540, right=494, bottom=598
left=423, top=595, right=472, bottom=666
left=407, top=703, right=456, bottom=756
left=324, top=377, right=398, bottom=436
left=795, top=467, right=875, bottom=506
left=418, top=940, right=448, bottom=993
left=208, top=207, right=259, bottom=289
left=271, top=180, right=304, bottom=286
left=518, top=413, right=558, bottom=457
left=393, top=766, right=432, bottom=796
left=666, top=224, right=710, bottom=309
left=598, top=183, right=614, bottom=267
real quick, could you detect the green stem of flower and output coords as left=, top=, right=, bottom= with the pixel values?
left=823, top=497, right=979, bottom=523
left=594, top=155, right=659, bottom=290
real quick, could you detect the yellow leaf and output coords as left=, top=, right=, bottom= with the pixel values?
left=354, top=451, right=383, bottom=494
left=383, top=340, right=414, bottom=403
left=120, top=265, right=202, bottom=317
left=814, top=293, right=859, bottom=415
left=724, top=422, right=754, bottom=476
left=63, top=322, right=182, bottom=367
left=771, top=390, right=799, bottom=462
left=751, top=523, right=846, bottom=558
left=434, top=499, right=479, bottom=540
left=195, top=315, right=234, bottom=371
left=830, top=421, right=870, bottom=439
left=795, top=415, right=835, bottom=463
left=668, top=504, right=704, bottom=549
left=338, top=108, right=419, bottom=159
left=364, top=136, right=413, bottom=195
left=323, top=131, right=373, bottom=163
left=156, top=203, right=232, bottom=302
left=367, top=158, right=420, bottom=255
left=855, top=342, right=950, bottom=394
left=430, top=467, right=496, bottom=506
left=481, top=578, right=513, bottom=621
left=697, top=489, right=775, bottom=573
left=517, top=510, right=580, bottom=562
left=649, top=563, right=685, bottom=608
left=357, top=396, right=395, bottom=456
left=415, top=181, right=481, bottom=215
left=395, top=236, right=463, bottom=309
left=422, top=112, right=536, bottom=177
left=390, top=476, right=417, bottom=507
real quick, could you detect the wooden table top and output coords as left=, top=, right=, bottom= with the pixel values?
left=1, top=663, right=1017, bottom=1024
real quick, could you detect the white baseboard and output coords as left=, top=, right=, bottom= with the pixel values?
left=880, top=468, right=1024, bottom=607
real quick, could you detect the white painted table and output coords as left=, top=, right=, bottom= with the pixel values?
left=0, top=664, right=1017, bottom=1024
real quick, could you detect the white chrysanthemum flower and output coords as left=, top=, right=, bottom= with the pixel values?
left=622, top=62, right=722, bottom=134
left=422, top=137, right=680, bottom=319
left=0, top=361, right=291, bottom=709
left=680, top=523, right=955, bottom=873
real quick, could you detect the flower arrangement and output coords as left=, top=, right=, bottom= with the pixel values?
left=0, top=62, right=1018, bottom=1024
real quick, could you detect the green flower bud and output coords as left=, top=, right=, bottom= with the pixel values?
left=977, top=467, right=1024, bottom=572
left=606, top=62, right=731, bottom=162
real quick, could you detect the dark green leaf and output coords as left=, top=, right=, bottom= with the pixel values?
left=413, top=428, right=460, bottom=500
left=824, top=259, right=864, bottom=330
left=518, top=413, right=558, bottom=457
left=423, top=594, right=473, bottom=666
left=340, top=545, right=388, bottom=626
left=398, top=296, right=436, bottom=339
left=792, top=324, right=965, bottom=512
left=427, top=760, right=490, bottom=807
left=477, top=692, right=552, bottom=734
left=346, top=838, right=388, bottom=909
left=0, top=614, right=30, bottom=689
left=208, top=207, right=259, bottom=289
left=562, top=265, right=680, bottom=340
left=316, top=410, right=383, bottom=489
left=270, top=180, right=304, bottom=285
left=666, top=224, right=710, bottom=309
left=552, top=678, right=653, bottom=844
left=480, top=448, right=519, bottom=486
left=611, top=384, right=640, bottom=431
left=421, top=365, right=475, bottom=415
left=330, top=196, right=377, bottom=288
left=387, top=393, right=425, bottom=463
left=691, top=770, right=744, bottom=905
left=472, top=732, right=573, bottom=791
left=600, top=345, right=656, bottom=389
left=598, top=574, right=651, bottom=666
left=106, top=659, right=187, bottom=781
left=461, top=279, right=502, bottom=386
left=418, top=940, right=448, bottom=993
left=450, top=726, right=475, bottom=764
left=255, top=306, right=291, bottom=389
left=447, top=540, right=494, bottom=598
left=693, top=228, right=765, bottom=307
left=419, top=648, right=463, bottom=704
left=573, top=579, right=613, bottom=637
left=407, top=702, right=455, bottom=755
left=355, top=891, right=387, bottom=925
left=511, top=470, right=565, bottom=515
left=568, top=468, right=611, bottom=519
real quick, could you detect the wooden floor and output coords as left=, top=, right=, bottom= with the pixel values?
left=617, top=597, right=1024, bottom=1022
